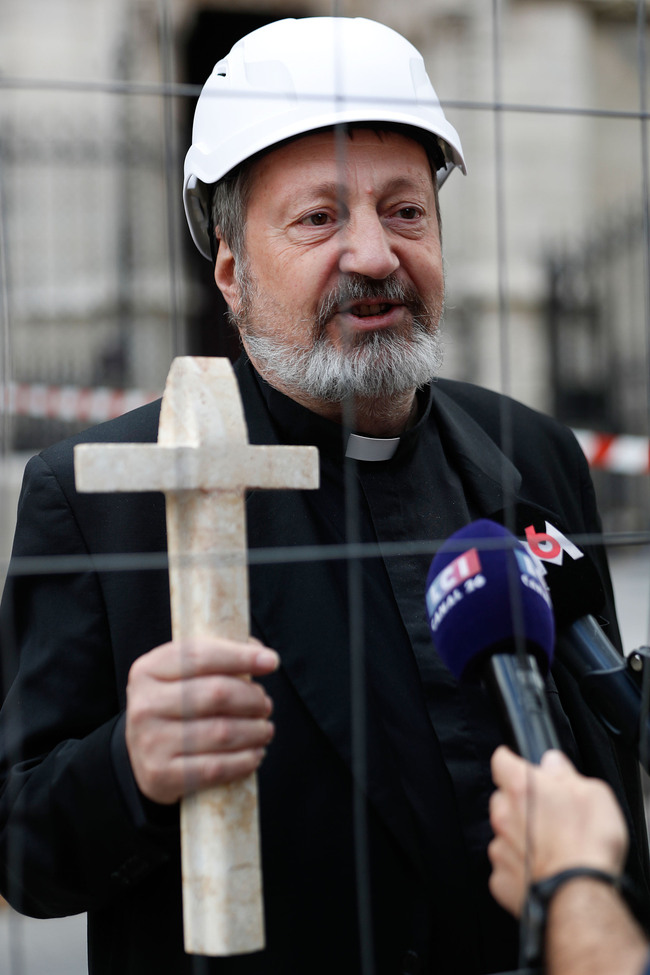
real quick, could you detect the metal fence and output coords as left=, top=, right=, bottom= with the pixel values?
left=3, top=2, right=650, bottom=974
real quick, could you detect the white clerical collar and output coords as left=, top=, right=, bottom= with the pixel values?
left=345, top=433, right=401, bottom=462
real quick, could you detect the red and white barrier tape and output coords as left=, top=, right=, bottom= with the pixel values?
left=1, top=384, right=649, bottom=475
left=573, top=429, right=650, bottom=475
left=1, top=382, right=159, bottom=424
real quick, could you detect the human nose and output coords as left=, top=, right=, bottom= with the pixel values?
left=337, top=211, right=400, bottom=280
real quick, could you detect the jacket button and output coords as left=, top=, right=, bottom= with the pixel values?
left=401, top=949, right=421, bottom=975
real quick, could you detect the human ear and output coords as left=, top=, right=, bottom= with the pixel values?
left=214, top=236, right=242, bottom=313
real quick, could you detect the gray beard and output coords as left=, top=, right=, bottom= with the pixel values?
left=233, top=271, right=445, bottom=402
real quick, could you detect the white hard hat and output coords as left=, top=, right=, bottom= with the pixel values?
left=183, top=17, right=466, bottom=260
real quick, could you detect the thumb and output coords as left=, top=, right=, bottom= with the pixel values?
left=540, top=749, right=574, bottom=774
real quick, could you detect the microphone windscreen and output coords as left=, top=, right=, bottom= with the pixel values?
left=425, top=519, right=555, bottom=681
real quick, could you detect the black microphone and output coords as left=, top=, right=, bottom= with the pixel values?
left=425, top=519, right=561, bottom=763
left=494, top=507, right=650, bottom=769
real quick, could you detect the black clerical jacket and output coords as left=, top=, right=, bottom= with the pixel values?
left=1, top=359, right=648, bottom=975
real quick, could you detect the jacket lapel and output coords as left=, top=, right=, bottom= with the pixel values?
left=431, top=383, right=574, bottom=530
left=430, top=383, right=522, bottom=516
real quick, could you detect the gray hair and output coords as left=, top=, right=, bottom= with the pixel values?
left=210, top=159, right=255, bottom=264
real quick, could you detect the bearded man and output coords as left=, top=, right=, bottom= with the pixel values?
left=1, top=17, right=648, bottom=975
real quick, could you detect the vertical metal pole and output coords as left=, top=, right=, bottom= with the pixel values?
left=158, top=0, right=184, bottom=360
left=329, top=1, right=375, bottom=968
left=634, top=0, right=650, bottom=774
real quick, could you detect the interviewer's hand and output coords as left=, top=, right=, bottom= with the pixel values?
left=488, top=746, right=628, bottom=917
left=125, top=637, right=279, bottom=805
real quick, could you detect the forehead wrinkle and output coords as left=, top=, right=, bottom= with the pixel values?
left=302, top=180, right=348, bottom=203
left=294, top=173, right=432, bottom=205
left=376, top=174, right=433, bottom=196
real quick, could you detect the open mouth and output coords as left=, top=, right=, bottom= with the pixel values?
left=344, top=302, right=396, bottom=319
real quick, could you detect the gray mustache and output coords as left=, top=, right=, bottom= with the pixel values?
left=316, top=274, right=422, bottom=329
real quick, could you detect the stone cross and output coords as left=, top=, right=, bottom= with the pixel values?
left=74, top=356, right=319, bottom=956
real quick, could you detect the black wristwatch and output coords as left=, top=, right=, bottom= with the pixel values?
left=520, top=866, right=622, bottom=970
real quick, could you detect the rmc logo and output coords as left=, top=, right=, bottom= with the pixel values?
left=524, top=521, right=584, bottom=567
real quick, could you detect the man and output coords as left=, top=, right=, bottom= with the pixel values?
left=489, top=746, right=650, bottom=975
left=0, top=16, right=648, bottom=975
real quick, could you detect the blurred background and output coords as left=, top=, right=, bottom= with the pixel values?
left=2, top=0, right=650, bottom=971
left=3, top=0, right=650, bottom=534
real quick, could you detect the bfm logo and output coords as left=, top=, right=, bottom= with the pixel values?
left=523, top=522, right=584, bottom=567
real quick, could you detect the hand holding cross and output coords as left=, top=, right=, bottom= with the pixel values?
left=74, top=356, right=319, bottom=956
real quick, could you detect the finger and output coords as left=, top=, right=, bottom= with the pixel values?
left=144, top=674, right=273, bottom=721
left=133, top=638, right=280, bottom=681
left=539, top=748, right=575, bottom=774
left=173, top=716, right=275, bottom=755
left=489, top=788, right=529, bottom=858
left=487, top=836, right=527, bottom=913
left=175, top=748, right=269, bottom=794
left=488, top=788, right=508, bottom=831
left=490, top=745, right=527, bottom=789
left=127, top=715, right=274, bottom=804
left=144, top=748, right=269, bottom=805
left=488, top=863, right=524, bottom=917
left=489, top=779, right=520, bottom=832
left=488, top=834, right=526, bottom=877
left=487, top=834, right=510, bottom=871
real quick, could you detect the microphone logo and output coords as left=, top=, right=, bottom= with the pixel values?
left=424, top=519, right=557, bottom=680
left=425, top=547, right=485, bottom=630
left=514, top=549, right=553, bottom=608
left=524, top=521, right=584, bottom=567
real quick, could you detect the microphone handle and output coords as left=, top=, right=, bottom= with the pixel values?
left=557, top=615, right=650, bottom=770
left=485, top=654, right=561, bottom=763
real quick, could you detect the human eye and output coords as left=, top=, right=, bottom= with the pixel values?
left=301, top=211, right=333, bottom=227
left=394, top=205, right=423, bottom=221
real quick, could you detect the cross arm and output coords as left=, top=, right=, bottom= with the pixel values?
left=74, top=443, right=320, bottom=494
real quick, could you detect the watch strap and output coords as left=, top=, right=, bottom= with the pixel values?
left=521, top=867, right=621, bottom=969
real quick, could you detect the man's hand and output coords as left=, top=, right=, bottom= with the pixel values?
left=488, top=746, right=628, bottom=917
left=125, top=638, right=279, bottom=805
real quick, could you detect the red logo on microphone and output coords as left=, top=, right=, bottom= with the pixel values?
left=524, top=523, right=584, bottom=566
left=427, top=547, right=482, bottom=608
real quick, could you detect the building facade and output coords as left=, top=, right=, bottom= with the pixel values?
left=1, top=0, right=649, bottom=524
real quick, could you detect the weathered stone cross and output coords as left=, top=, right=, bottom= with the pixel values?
left=74, top=356, right=319, bottom=956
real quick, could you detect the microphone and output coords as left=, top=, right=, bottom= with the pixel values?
left=425, top=519, right=561, bottom=763
left=495, top=507, right=650, bottom=768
